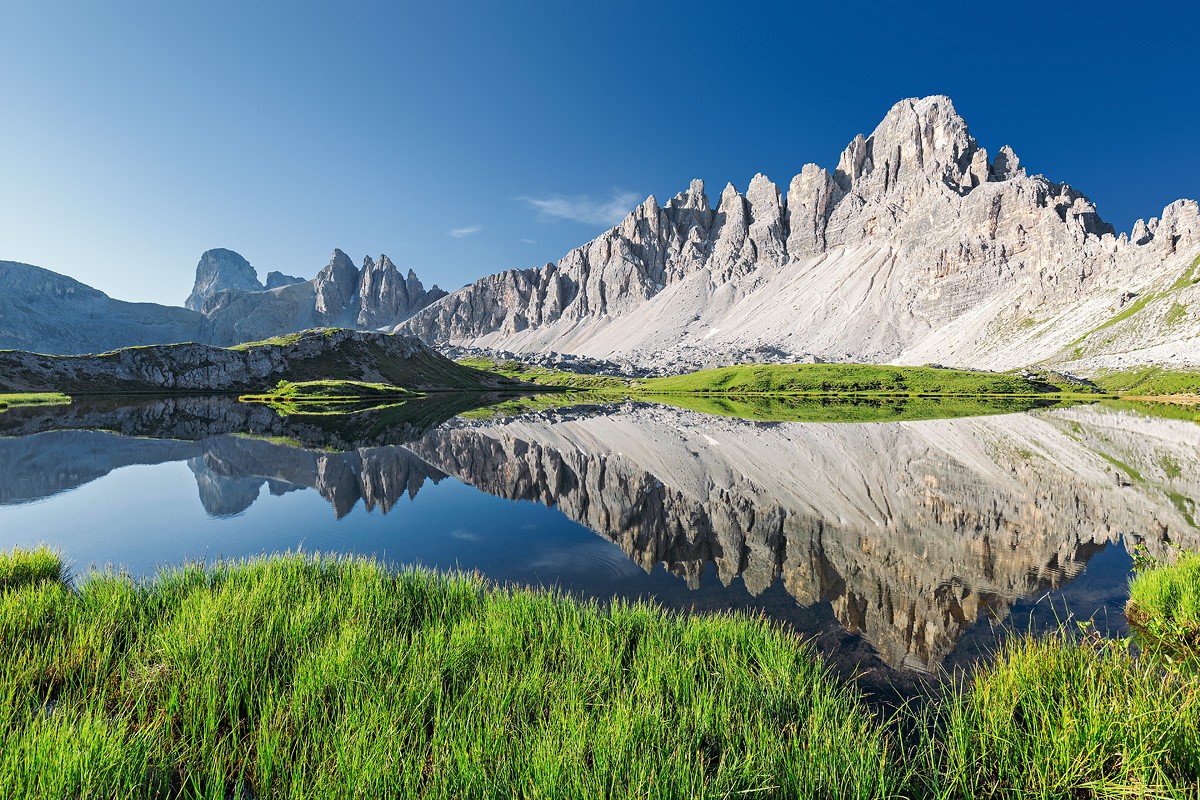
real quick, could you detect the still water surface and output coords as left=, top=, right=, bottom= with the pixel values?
left=2, top=395, right=1196, bottom=693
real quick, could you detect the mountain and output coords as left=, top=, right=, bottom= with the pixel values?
left=0, top=328, right=512, bottom=394
left=0, top=249, right=446, bottom=355
left=0, top=260, right=203, bottom=354
left=401, top=95, right=1200, bottom=375
left=184, top=248, right=265, bottom=310
left=192, top=248, right=449, bottom=346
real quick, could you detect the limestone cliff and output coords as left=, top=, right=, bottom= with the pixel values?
left=401, top=96, right=1200, bottom=375
left=184, top=248, right=265, bottom=311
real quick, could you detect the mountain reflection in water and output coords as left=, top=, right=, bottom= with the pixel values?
left=1, top=394, right=1197, bottom=680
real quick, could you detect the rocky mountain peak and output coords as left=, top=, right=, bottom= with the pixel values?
left=314, top=249, right=361, bottom=321
left=990, top=144, right=1023, bottom=181
left=836, top=95, right=983, bottom=198
left=184, top=248, right=263, bottom=311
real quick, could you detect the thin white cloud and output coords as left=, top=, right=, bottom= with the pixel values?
left=521, top=189, right=640, bottom=226
left=520, top=238, right=537, bottom=244
left=449, top=225, right=482, bottom=238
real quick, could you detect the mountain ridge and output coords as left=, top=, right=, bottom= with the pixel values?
left=0, top=249, right=447, bottom=355
left=2, top=95, right=1195, bottom=371
left=399, top=95, right=1199, bottom=375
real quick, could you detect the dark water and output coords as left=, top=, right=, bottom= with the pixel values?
left=1, top=394, right=1196, bottom=696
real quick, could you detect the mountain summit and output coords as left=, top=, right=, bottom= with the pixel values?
left=402, top=95, right=1199, bottom=374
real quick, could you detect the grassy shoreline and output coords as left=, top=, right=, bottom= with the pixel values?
left=5, top=548, right=1200, bottom=798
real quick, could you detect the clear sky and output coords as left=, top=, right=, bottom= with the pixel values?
left=2, top=1, right=1197, bottom=307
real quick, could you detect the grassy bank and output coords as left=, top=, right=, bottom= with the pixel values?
left=0, top=392, right=70, bottom=412
left=653, top=393, right=1063, bottom=423
left=457, top=358, right=1097, bottom=399
left=1093, top=366, right=1200, bottom=396
left=455, top=357, right=629, bottom=390
left=0, top=549, right=898, bottom=799
left=918, top=632, right=1200, bottom=796
left=7, top=548, right=1200, bottom=798
left=1127, top=549, right=1200, bottom=661
left=634, top=363, right=1071, bottom=396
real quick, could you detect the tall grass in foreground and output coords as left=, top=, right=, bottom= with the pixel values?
left=1127, top=549, right=1200, bottom=661
left=916, top=632, right=1200, bottom=799
left=7, top=547, right=1200, bottom=799
left=0, top=549, right=898, bottom=799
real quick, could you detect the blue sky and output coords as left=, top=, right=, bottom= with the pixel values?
left=2, top=1, right=1197, bottom=306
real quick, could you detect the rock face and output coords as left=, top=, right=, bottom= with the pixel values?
left=402, top=95, right=1200, bottom=374
left=0, top=328, right=508, bottom=393
left=184, top=248, right=265, bottom=311
left=198, top=249, right=448, bottom=346
left=0, top=260, right=203, bottom=354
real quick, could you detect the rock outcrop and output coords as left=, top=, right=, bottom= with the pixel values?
left=0, top=328, right=510, bottom=393
left=264, top=271, right=305, bottom=290
left=402, top=95, right=1200, bottom=375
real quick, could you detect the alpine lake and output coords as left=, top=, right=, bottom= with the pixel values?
left=2, top=390, right=1197, bottom=700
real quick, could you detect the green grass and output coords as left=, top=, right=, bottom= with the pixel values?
left=230, top=433, right=309, bottom=449
left=456, top=392, right=614, bottom=420
left=650, top=393, right=1067, bottom=423
left=1093, top=366, right=1200, bottom=395
left=225, top=329, right=334, bottom=351
left=917, top=631, right=1200, bottom=798
left=1127, top=550, right=1200, bottom=661
left=0, top=392, right=71, bottom=412
left=0, top=550, right=900, bottom=799
left=634, top=363, right=1065, bottom=396
left=1096, top=451, right=1144, bottom=483
left=240, top=379, right=418, bottom=402
left=0, top=547, right=62, bottom=591
left=239, top=380, right=421, bottom=417
left=10, top=548, right=1200, bottom=798
left=456, top=357, right=630, bottom=390
left=1165, top=302, right=1189, bottom=327
left=1096, top=398, right=1200, bottom=424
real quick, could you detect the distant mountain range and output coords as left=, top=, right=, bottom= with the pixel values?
left=0, top=248, right=445, bottom=355
left=2, top=95, right=1197, bottom=373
